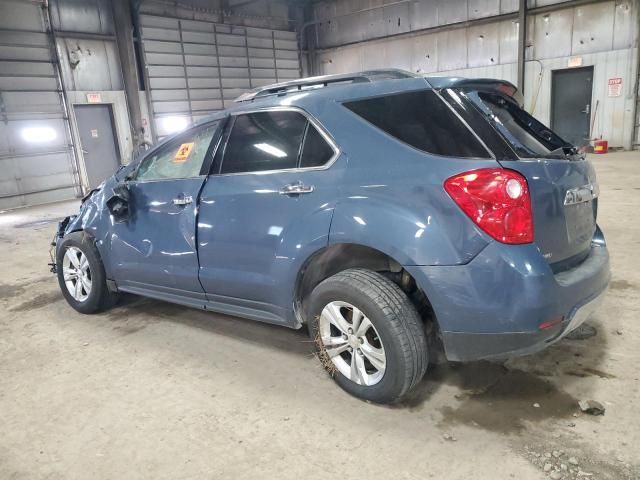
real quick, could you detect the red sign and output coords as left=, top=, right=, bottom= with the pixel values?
left=86, top=92, right=102, bottom=103
left=608, top=78, right=623, bottom=97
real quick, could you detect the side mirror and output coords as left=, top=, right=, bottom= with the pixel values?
left=106, top=182, right=131, bottom=223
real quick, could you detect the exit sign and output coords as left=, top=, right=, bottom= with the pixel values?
left=86, top=92, right=102, bottom=103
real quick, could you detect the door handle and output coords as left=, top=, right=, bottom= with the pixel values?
left=173, top=195, right=193, bottom=206
left=279, top=183, right=314, bottom=195
left=582, top=104, right=591, bottom=115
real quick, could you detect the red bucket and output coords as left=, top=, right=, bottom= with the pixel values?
left=594, top=139, right=608, bottom=154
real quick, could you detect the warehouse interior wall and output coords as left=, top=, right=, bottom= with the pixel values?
left=49, top=0, right=135, bottom=192
left=135, top=0, right=300, bottom=142
left=0, top=0, right=298, bottom=208
left=3, top=0, right=639, bottom=209
left=137, top=0, right=294, bottom=30
left=0, top=0, right=80, bottom=210
left=52, top=0, right=298, bottom=191
left=305, top=0, right=639, bottom=150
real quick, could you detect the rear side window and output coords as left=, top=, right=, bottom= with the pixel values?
left=300, top=124, right=335, bottom=168
left=220, top=110, right=336, bottom=174
left=343, top=90, right=490, bottom=158
left=221, top=111, right=306, bottom=174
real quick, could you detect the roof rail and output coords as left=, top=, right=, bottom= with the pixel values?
left=234, top=69, right=417, bottom=103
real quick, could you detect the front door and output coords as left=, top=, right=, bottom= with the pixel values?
left=197, top=109, right=343, bottom=324
left=109, top=120, right=221, bottom=303
left=75, top=104, right=121, bottom=188
left=551, top=67, right=594, bottom=148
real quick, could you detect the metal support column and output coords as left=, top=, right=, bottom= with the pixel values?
left=517, top=0, right=527, bottom=94
left=42, top=2, right=83, bottom=197
left=112, top=0, right=144, bottom=149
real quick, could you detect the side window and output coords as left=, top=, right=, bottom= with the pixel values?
left=221, top=111, right=306, bottom=174
left=344, top=90, right=491, bottom=159
left=136, top=122, right=219, bottom=181
left=300, top=123, right=335, bottom=168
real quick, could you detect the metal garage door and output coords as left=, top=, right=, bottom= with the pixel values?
left=139, top=14, right=300, bottom=140
left=0, top=0, right=79, bottom=210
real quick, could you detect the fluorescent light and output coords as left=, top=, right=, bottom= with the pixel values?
left=353, top=216, right=366, bottom=226
left=254, top=143, right=287, bottom=158
left=160, top=116, right=189, bottom=134
left=21, top=127, right=56, bottom=143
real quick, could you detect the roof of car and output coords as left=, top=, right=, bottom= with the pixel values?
left=230, top=69, right=520, bottom=107
left=233, top=69, right=420, bottom=103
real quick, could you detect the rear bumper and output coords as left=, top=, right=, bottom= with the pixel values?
left=405, top=231, right=610, bottom=362
left=438, top=285, right=607, bottom=361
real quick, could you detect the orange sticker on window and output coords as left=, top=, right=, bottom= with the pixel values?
left=174, top=142, right=194, bottom=162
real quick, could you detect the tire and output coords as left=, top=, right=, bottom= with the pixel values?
left=307, top=268, right=428, bottom=404
left=56, top=231, right=118, bottom=314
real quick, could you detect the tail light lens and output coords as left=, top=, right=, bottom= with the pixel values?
left=444, top=168, right=533, bottom=244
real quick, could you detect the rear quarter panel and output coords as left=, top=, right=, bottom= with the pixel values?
left=307, top=98, right=500, bottom=266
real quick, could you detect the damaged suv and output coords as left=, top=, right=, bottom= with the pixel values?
left=53, top=70, right=609, bottom=404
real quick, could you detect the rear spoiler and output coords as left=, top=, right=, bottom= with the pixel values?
left=426, top=77, right=524, bottom=107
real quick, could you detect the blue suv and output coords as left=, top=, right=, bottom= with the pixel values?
left=53, top=70, right=610, bottom=404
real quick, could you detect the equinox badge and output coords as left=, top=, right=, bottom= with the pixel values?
left=564, top=184, right=598, bottom=206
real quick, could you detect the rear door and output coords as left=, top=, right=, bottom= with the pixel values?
left=109, top=121, right=221, bottom=302
left=197, top=108, right=343, bottom=323
left=462, top=89, right=598, bottom=266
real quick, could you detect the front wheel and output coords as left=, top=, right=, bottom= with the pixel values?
left=307, top=268, right=428, bottom=404
left=56, top=232, right=117, bottom=314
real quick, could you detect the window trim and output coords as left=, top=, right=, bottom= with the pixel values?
left=341, top=88, right=496, bottom=161
left=129, top=119, right=224, bottom=184
left=441, top=88, right=517, bottom=161
left=432, top=88, right=495, bottom=160
left=215, top=106, right=341, bottom=177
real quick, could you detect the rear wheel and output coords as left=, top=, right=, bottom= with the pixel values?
left=56, top=232, right=117, bottom=314
left=307, top=268, right=428, bottom=404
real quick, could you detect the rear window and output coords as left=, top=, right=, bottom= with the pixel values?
left=467, top=91, right=573, bottom=159
left=343, top=90, right=491, bottom=159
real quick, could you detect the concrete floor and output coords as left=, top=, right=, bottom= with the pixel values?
left=1, top=152, right=638, bottom=480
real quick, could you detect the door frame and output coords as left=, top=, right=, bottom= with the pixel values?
left=67, top=90, right=133, bottom=194
left=74, top=103, right=122, bottom=190
left=550, top=66, right=595, bottom=143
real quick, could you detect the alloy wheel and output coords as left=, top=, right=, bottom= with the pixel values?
left=319, top=301, right=387, bottom=386
left=62, top=247, right=92, bottom=302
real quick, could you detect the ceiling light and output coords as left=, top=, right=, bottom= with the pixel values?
left=160, top=116, right=189, bottom=134
left=21, top=126, right=57, bottom=143
left=254, top=143, right=287, bottom=158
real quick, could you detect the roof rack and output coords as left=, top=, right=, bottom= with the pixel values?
left=234, top=69, right=417, bottom=103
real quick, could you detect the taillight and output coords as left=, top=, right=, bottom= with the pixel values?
left=444, top=168, right=533, bottom=244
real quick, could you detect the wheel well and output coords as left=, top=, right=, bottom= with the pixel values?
left=295, top=243, right=437, bottom=333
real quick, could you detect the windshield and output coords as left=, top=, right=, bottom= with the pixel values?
left=465, top=90, right=577, bottom=160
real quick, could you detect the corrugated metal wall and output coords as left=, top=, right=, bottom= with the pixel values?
left=51, top=0, right=135, bottom=180
left=0, top=0, right=79, bottom=210
left=139, top=14, right=300, bottom=139
left=438, top=50, right=638, bottom=149
left=311, top=0, right=639, bottom=149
